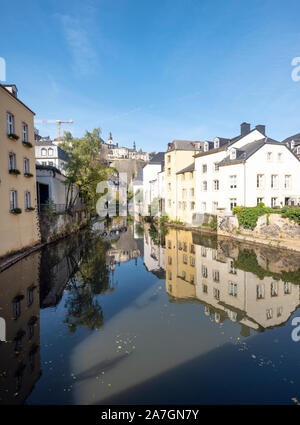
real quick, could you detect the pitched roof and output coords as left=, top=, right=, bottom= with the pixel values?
left=167, top=140, right=204, bottom=151
left=150, top=152, right=165, bottom=164
left=282, top=133, right=300, bottom=144
left=176, top=162, right=195, bottom=174
left=218, top=137, right=285, bottom=166
left=0, top=84, right=35, bottom=115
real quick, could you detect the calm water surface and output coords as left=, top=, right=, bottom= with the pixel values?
left=1, top=220, right=300, bottom=405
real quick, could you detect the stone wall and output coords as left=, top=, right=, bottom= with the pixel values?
left=217, top=209, right=300, bottom=252
left=39, top=209, right=90, bottom=243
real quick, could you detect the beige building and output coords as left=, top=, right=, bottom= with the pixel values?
left=164, top=140, right=202, bottom=220
left=0, top=84, right=40, bottom=258
left=176, top=163, right=195, bottom=225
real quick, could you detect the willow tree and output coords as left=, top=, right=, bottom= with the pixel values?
left=60, top=128, right=111, bottom=214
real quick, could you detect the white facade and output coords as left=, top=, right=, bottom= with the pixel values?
left=143, top=162, right=163, bottom=215
left=35, top=143, right=68, bottom=172
left=195, top=127, right=300, bottom=214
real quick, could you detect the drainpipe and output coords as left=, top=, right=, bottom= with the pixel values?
left=243, top=162, right=246, bottom=207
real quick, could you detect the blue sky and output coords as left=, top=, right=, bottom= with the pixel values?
left=1, top=0, right=300, bottom=151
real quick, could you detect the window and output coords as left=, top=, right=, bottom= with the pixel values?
left=25, top=191, right=31, bottom=209
left=277, top=307, right=283, bottom=317
left=10, top=190, right=18, bottom=210
left=257, top=174, right=264, bottom=189
left=230, top=149, right=236, bottom=160
left=202, top=247, right=206, bottom=257
left=204, top=143, right=209, bottom=152
left=21, top=123, right=29, bottom=144
left=7, top=113, right=15, bottom=135
left=41, top=148, right=47, bottom=156
left=48, top=161, right=54, bottom=166
left=168, top=199, right=171, bottom=207
left=267, top=152, right=272, bottom=161
left=284, top=175, right=291, bottom=189
left=213, top=288, right=220, bottom=300
left=214, top=139, right=219, bottom=149
left=230, top=198, right=237, bottom=210
left=168, top=240, right=172, bottom=249
left=190, top=256, right=195, bottom=266
left=24, top=158, right=30, bottom=174
left=229, top=260, right=237, bottom=274
left=278, top=153, right=282, bottom=161
left=167, top=155, right=171, bottom=163
left=190, top=188, right=194, bottom=197
left=168, top=271, right=172, bottom=280
left=213, top=249, right=218, bottom=260
left=257, top=284, right=264, bottom=299
left=203, top=284, right=208, bottom=294
left=183, top=201, right=187, bottom=210
left=271, top=175, right=278, bottom=189
left=183, top=254, right=188, bottom=264
left=27, top=286, right=34, bottom=306
left=213, top=202, right=218, bottom=212
left=190, top=201, right=195, bottom=210
left=230, top=175, right=237, bottom=189
left=201, top=202, right=207, bottom=212
left=183, top=189, right=187, bottom=198
left=9, top=153, right=16, bottom=170
left=284, top=281, right=291, bottom=294
left=182, top=174, right=185, bottom=181
left=213, top=270, right=219, bottom=282
left=190, top=275, right=194, bottom=284
left=266, top=309, right=273, bottom=320
left=48, top=148, right=54, bottom=156
left=229, top=282, right=237, bottom=297
left=168, top=256, right=172, bottom=265
left=214, top=162, right=219, bottom=172
left=213, top=180, right=219, bottom=191
left=168, top=183, right=171, bottom=191
left=12, top=297, right=21, bottom=320
left=178, top=201, right=182, bottom=209
left=190, top=244, right=195, bottom=254
left=202, top=164, right=207, bottom=173
left=257, top=197, right=263, bottom=205
left=178, top=241, right=182, bottom=250
left=182, top=271, right=186, bottom=280
left=183, top=242, right=187, bottom=252
left=202, top=181, right=207, bottom=191
left=42, top=161, right=47, bottom=166
left=271, top=282, right=278, bottom=297
left=202, top=265, right=208, bottom=278
left=271, top=197, right=277, bottom=207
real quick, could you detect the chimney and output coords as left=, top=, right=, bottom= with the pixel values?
left=240, top=122, right=250, bottom=136
left=255, top=125, right=266, bottom=136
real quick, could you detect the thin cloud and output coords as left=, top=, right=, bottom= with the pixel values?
left=57, top=14, right=98, bottom=76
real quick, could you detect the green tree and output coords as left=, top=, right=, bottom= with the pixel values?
left=60, top=128, right=111, bottom=214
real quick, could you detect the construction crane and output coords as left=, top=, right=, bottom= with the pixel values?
left=35, top=119, right=73, bottom=143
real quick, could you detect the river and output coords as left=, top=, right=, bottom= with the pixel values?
left=1, top=219, right=300, bottom=405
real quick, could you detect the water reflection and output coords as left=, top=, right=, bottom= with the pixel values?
left=1, top=221, right=300, bottom=404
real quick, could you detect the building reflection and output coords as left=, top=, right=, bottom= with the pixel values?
left=165, top=228, right=300, bottom=335
left=0, top=252, right=41, bottom=405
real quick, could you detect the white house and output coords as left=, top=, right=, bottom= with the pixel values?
left=35, top=139, right=68, bottom=172
left=194, top=123, right=299, bottom=215
left=142, top=152, right=165, bottom=216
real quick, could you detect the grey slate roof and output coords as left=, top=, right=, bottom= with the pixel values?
left=150, top=152, right=165, bottom=164
left=167, top=140, right=204, bottom=151
left=282, top=133, right=300, bottom=144
left=176, top=162, right=195, bottom=174
left=218, top=137, right=282, bottom=166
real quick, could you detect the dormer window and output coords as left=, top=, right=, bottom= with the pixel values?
left=291, top=140, right=295, bottom=149
left=214, top=138, right=219, bottom=149
left=204, top=142, right=209, bottom=152
left=230, top=148, right=237, bottom=160
left=297, top=147, right=300, bottom=155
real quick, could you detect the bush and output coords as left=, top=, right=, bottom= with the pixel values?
left=281, top=207, right=300, bottom=224
left=232, top=203, right=273, bottom=230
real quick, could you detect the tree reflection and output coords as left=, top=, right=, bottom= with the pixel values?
left=63, top=235, right=112, bottom=333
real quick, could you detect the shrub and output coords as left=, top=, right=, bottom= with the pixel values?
left=8, top=133, right=19, bottom=140
left=11, top=208, right=22, bottom=214
left=281, top=207, right=300, bottom=224
left=9, top=169, right=21, bottom=175
left=232, top=203, right=273, bottom=230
